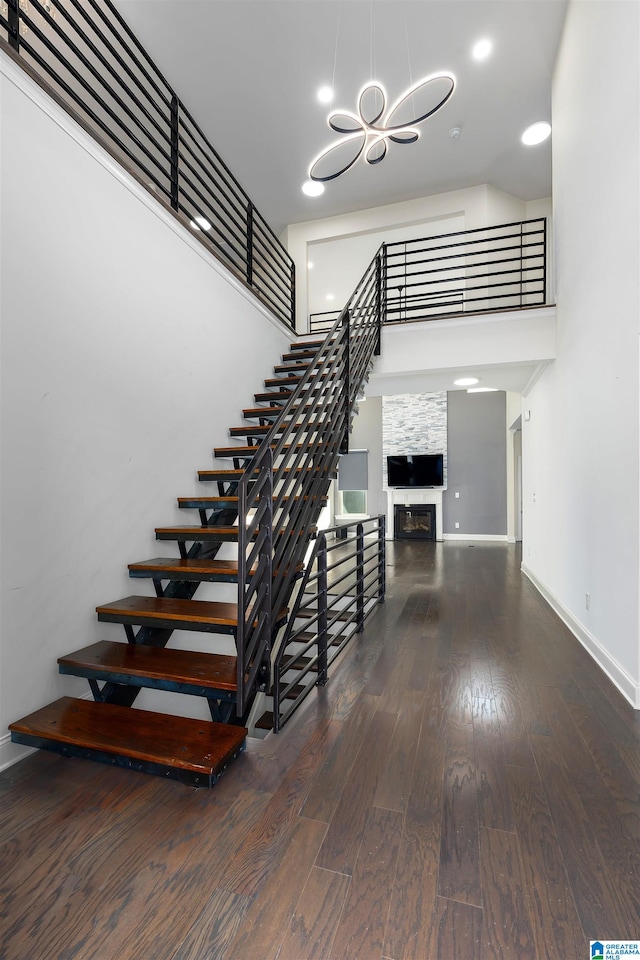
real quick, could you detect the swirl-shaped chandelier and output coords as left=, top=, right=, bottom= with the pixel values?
left=306, top=72, right=455, bottom=188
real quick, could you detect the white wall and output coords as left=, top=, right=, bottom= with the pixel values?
left=521, top=0, right=640, bottom=706
left=368, top=307, right=556, bottom=396
left=0, top=54, right=291, bottom=768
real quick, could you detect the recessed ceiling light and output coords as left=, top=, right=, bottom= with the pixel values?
left=522, top=121, right=551, bottom=145
left=317, top=86, right=334, bottom=104
left=454, top=377, right=479, bottom=386
left=302, top=179, right=325, bottom=197
left=308, top=261, right=314, bottom=269
left=326, top=293, right=335, bottom=301
left=467, top=387, right=498, bottom=393
left=190, top=216, right=212, bottom=231
left=472, top=38, right=492, bottom=61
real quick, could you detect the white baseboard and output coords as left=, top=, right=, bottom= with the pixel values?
left=521, top=563, right=640, bottom=709
left=443, top=533, right=509, bottom=542
left=0, top=733, right=36, bottom=773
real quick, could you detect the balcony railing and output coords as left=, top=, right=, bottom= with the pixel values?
left=309, top=217, right=547, bottom=334
left=0, top=0, right=295, bottom=329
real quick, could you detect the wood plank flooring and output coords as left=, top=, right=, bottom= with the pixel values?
left=2, top=541, right=640, bottom=959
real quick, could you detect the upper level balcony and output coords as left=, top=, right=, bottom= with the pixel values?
left=1, top=0, right=555, bottom=398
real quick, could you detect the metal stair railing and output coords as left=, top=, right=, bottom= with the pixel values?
left=235, top=247, right=385, bottom=719
left=272, top=515, right=386, bottom=732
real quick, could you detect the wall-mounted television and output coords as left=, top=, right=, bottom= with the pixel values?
left=387, top=453, right=444, bottom=487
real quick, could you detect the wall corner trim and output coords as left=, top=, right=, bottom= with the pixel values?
left=521, top=563, right=640, bottom=709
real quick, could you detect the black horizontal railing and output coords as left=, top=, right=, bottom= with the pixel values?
left=272, top=515, right=385, bottom=732
left=308, top=309, right=342, bottom=335
left=1, top=0, right=295, bottom=329
left=310, top=217, right=547, bottom=333
left=235, top=249, right=384, bottom=721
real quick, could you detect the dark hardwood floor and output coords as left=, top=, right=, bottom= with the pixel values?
left=2, top=541, right=639, bottom=959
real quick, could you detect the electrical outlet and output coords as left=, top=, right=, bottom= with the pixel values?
left=586, top=593, right=590, bottom=611
left=455, top=491, right=460, bottom=499
left=455, top=522, right=460, bottom=529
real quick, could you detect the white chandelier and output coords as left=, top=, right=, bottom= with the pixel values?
left=307, top=72, right=455, bottom=186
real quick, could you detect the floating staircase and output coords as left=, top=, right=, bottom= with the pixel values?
left=10, top=253, right=384, bottom=787
left=10, top=338, right=326, bottom=784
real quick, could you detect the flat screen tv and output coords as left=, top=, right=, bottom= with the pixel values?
left=387, top=453, right=444, bottom=487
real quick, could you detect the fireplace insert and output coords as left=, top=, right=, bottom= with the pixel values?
left=394, top=504, right=436, bottom=540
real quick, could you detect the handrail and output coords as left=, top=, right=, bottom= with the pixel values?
left=235, top=249, right=384, bottom=718
left=1, top=0, right=295, bottom=329
left=310, top=217, right=547, bottom=332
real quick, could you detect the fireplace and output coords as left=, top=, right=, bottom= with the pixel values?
left=394, top=504, right=436, bottom=540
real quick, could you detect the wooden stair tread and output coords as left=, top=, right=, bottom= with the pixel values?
left=178, top=496, right=241, bottom=507
left=253, top=390, right=293, bottom=403
left=242, top=406, right=286, bottom=419
left=282, top=654, right=319, bottom=672
left=289, top=339, right=326, bottom=350
left=213, top=446, right=260, bottom=458
left=229, top=425, right=272, bottom=437
left=266, top=369, right=328, bottom=383
left=296, top=607, right=354, bottom=622
left=97, top=595, right=244, bottom=627
left=255, top=711, right=274, bottom=730
left=197, top=466, right=316, bottom=481
left=263, top=375, right=304, bottom=388
left=155, top=525, right=316, bottom=541
left=243, top=403, right=315, bottom=420
left=229, top=421, right=307, bottom=437
left=128, top=557, right=254, bottom=581
left=177, top=495, right=327, bottom=508
left=9, top=697, right=246, bottom=784
left=155, top=525, right=246, bottom=541
left=197, top=469, right=245, bottom=482
left=274, top=362, right=311, bottom=374
left=271, top=682, right=308, bottom=700
left=96, top=595, right=289, bottom=629
left=213, top=442, right=316, bottom=458
left=281, top=349, right=322, bottom=362
left=59, top=640, right=238, bottom=691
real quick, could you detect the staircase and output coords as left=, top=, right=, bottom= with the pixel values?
left=10, top=249, right=384, bottom=787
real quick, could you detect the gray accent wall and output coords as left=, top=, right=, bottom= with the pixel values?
left=443, top=391, right=507, bottom=535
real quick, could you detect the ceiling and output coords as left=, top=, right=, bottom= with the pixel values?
left=367, top=360, right=549, bottom=398
left=112, top=0, right=568, bottom=236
